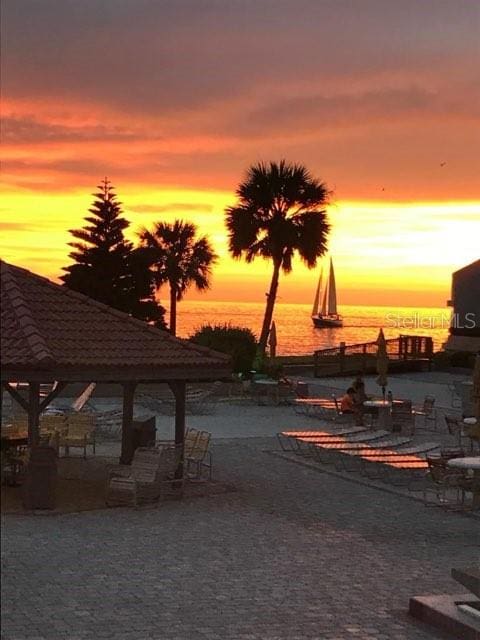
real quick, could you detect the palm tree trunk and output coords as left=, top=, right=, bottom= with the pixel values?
left=258, top=259, right=281, bottom=355
left=169, top=285, right=177, bottom=336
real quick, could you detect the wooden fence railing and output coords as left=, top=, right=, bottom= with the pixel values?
left=313, top=334, right=434, bottom=377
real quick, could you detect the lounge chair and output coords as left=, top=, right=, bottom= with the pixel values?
left=308, top=430, right=393, bottom=464
left=357, top=442, right=441, bottom=481
left=276, top=427, right=367, bottom=452
left=335, top=437, right=413, bottom=472
left=105, top=445, right=184, bottom=507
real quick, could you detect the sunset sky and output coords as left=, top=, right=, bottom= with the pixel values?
left=1, top=0, right=479, bottom=307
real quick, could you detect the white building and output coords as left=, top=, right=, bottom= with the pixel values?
left=445, top=258, right=480, bottom=353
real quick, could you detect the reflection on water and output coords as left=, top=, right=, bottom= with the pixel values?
left=174, top=301, right=449, bottom=355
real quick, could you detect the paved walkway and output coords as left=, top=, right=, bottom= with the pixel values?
left=2, top=437, right=478, bottom=640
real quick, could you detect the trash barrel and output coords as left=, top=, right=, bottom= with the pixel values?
left=132, top=416, right=157, bottom=449
left=22, top=446, right=57, bottom=510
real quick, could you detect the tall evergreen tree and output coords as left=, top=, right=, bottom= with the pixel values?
left=61, top=179, right=165, bottom=327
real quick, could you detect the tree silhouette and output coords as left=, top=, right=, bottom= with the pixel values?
left=61, top=179, right=165, bottom=326
left=138, top=220, right=217, bottom=335
left=225, top=160, right=330, bottom=355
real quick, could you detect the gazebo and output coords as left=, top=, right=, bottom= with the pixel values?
left=0, top=260, right=231, bottom=464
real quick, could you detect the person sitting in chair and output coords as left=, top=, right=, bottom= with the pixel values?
left=341, top=387, right=364, bottom=425
left=340, top=388, right=356, bottom=414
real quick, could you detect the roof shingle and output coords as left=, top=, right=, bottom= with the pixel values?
left=1, top=261, right=231, bottom=378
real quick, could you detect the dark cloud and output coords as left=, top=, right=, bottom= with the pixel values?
left=239, top=86, right=480, bottom=136
left=3, top=0, right=479, bottom=116
left=1, top=116, right=149, bottom=143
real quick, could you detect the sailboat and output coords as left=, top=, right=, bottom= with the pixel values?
left=311, top=257, right=343, bottom=328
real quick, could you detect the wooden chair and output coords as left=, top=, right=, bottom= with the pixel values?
left=59, top=413, right=96, bottom=458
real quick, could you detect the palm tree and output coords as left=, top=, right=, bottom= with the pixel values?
left=225, top=160, right=331, bottom=355
left=138, top=220, right=217, bottom=335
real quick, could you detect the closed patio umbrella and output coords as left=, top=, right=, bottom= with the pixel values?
left=376, top=328, right=389, bottom=399
left=268, top=321, right=277, bottom=359
left=473, top=352, right=480, bottom=419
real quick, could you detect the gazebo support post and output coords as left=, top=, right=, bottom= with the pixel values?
left=39, top=382, right=68, bottom=412
left=2, top=382, right=29, bottom=413
left=169, top=380, right=186, bottom=481
left=28, top=382, right=41, bottom=446
left=120, top=382, right=137, bottom=465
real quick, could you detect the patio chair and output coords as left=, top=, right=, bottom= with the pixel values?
left=59, top=413, right=96, bottom=458
left=106, top=446, right=165, bottom=507
left=413, top=395, right=437, bottom=430
left=391, top=400, right=414, bottom=435
left=39, top=414, right=67, bottom=454
left=463, top=420, right=480, bottom=453
left=422, top=455, right=473, bottom=509
left=186, top=430, right=212, bottom=481
left=156, top=427, right=200, bottom=455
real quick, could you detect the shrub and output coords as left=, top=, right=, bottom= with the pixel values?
left=432, top=350, right=475, bottom=370
left=189, top=324, right=257, bottom=374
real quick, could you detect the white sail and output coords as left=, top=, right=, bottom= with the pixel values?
left=312, top=267, right=323, bottom=316
left=320, top=275, right=328, bottom=316
left=327, top=257, right=337, bottom=315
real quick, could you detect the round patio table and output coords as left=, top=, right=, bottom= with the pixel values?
left=363, top=399, right=392, bottom=430
left=447, top=456, right=480, bottom=509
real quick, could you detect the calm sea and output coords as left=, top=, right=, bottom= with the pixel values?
left=173, top=301, right=450, bottom=355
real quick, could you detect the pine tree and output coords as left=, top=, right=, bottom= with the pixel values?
left=61, top=179, right=165, bottom=327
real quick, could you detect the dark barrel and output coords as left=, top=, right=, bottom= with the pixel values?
left=132, top=416, right=157, bottom=449
left=22, top=446, right=57, bottom=510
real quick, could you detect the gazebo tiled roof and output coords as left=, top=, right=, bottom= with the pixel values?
left=1, top=260, right=231, bottom=382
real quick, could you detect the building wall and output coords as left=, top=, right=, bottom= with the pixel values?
left=445, top=259, right=480, bottom=352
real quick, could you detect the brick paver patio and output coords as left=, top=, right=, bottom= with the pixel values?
left=2, top=437, right=478, bottom=639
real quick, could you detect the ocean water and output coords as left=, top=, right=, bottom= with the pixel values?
left=173, top=301, right=451, bottom=355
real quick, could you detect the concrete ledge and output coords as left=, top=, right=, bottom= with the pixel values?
left=409, top=593, right=480, bottom=640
